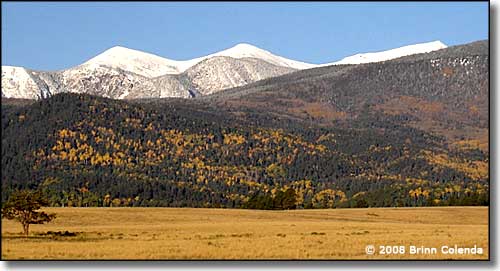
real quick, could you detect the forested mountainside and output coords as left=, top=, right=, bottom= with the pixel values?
left=2, top=94, right=488, bottom=208
left=202, top=40, right=489, bottom=152
left=1, top=40, right=488, bottom=209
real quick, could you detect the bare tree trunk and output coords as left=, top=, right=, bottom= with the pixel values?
left=23, top=223, right=29, bottom=237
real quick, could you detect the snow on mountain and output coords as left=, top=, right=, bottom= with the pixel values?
left=60, top=64, right=192, bottom=99
left=0, top=43, right=311, bottom=100
left=78, top=41, right=447, bottom=79
left=1, top=66, right=42, bottom=99
left=184, top=56, right=295, bottom=95
left=210, top=43, right=317, bottom=70
left=170, top=43, right=317, bottom=72
left=1, top=40, right=450, bottom=100
left=83, top=43, right=316, bottom=78
left=83, top=46, right=182, bottom=77
left=325, top=41, right=447, bottom=66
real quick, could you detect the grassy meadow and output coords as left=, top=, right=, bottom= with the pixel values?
left=1, top=206, right=488, bottom=260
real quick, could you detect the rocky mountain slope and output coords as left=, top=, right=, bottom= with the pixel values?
left=1, top=58, right=293, bottom=100
left=184, top=56, right=294, bottom=95
left=2, top=41, right=446, bottom=100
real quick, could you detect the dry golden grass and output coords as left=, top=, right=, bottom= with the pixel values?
left=1, top=206, right=488, bottom=260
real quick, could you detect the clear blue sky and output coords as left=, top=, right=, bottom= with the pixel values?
left=1, top=2, right=488, bottom=71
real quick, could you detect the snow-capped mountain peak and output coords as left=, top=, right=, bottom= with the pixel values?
left=79, top=43, right=316, bottom=77
left=327, top=40, right=447, bottom=65
left=212, top=43, right=317, bottom=70
left=2, top=40, right=454, bottom=100
left=216, top=43, right=270, bottom=58
left=79, top=41, right=448, bottom=77
left=83, top=46, right=181, bottom=77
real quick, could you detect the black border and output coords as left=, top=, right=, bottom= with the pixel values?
left=0, top=0, right=493, bottom=264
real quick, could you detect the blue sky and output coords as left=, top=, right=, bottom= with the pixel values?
left=1, top=2, right=488, bottom=71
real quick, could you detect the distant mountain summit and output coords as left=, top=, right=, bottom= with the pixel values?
left=210, top=43, right=317, bottom=70
left=1, top=41, right=447, bottom=99
left=83, top=43, right=316, bottom=76
left=83, top=46, right=183, bottom=77
left=324, top=41, right=447, bottom=65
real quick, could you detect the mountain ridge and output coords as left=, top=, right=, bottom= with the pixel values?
left=2, top=40, right=448, bottom=100
left=324, top=40, right=447, bottom=65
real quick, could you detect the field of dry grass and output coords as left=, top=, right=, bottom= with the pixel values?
left=1, top=206, right=488, bottom=260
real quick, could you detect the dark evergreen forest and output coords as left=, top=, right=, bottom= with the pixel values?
left=1, top=92, right=488, bottom=209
